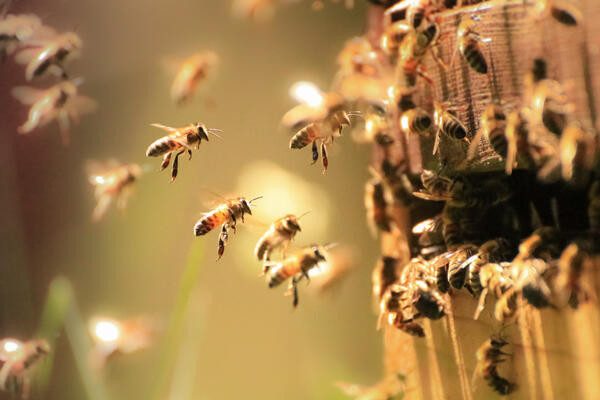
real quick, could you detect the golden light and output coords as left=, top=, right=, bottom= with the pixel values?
left=400, top=113, right=410, bottom=132
left=412, top=218, right=435, bottom=234
left=290, top=81, right=323, bottom=107
left=3, top=340, right=20, bottom=353
left=94, top=176, right=105, bottom=184
left=91, top=318, right=121, bottom=343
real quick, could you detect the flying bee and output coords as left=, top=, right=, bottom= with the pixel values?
left=559, top=123, right=596, bottom=182
left=170, top=51, right=218, bottom=106
left=12, top=78, right=96, bottom=145
left=145, top=122, right=221, bottom=182
left=255, top=212, right=307, bottom=269
left=433, top=102, right=469, bottom=155
left=265, top=245, right=329, bottom=307
left=468, top=103, right=507, bottom=160
left=474, top=336, right=517, bottom=395
left=372, top=256, right=400, bottom=300
left=454, top=15, right=488, bottom=74
left=0, top=338, right=50, bottom=398
left=400, top=107, right=433, bottom=137
left=0, top=14, right=45, bottom=59
left=15, top=31, right=82, bottom=81
left=534, top=0, right=582, bottom=26
left=87, top=160, right=142, bottom=222
left=194, top=196, right=262, bottom=260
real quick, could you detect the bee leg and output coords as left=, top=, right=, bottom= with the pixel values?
left=187, top=148, right=192, bottom=160
left=321, top=142, right=328, bottom=173
left=171, top=149, right=185, bottom=182
left=160, top=152, right=172, bottom=171
left=217, top=224, right=229, bottom=260
left=229, top=210, right=238, bottom=232
left=311, top=141, right=319, bottom=164
left=290, top=276, right=299, bottom=308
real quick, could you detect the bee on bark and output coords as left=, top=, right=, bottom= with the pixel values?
left=12, top=79, right=96, bottom=145
left=454, top=15, right=488, bottom=74
left=468, top=103, right=507, bottom=160
left=15, top=30, right=82, bottom=80
left=255, top=213, right=306, bottom=270
left=534, top=0, right=582, bottom=26
left=146, top=122, right=221, bottom=182
left=474, top=336, right=517, bottom=395
left=265, top=245, right=329, bottom=307
left=170, top=51, right=218, bottom=106
left=0, top=338, right=50, bottom=398
left=194, top=196, right=262, bottom=260
left=87, top=160, right=142, bottom=222
left=433, top=102, right=469, bottom=155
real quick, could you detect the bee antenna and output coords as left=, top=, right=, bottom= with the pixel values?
left=207, top=129, right=223, bottom=139
left=297, top=210, right=312, bottom=219
left=323, top=242, right=339, bottom=251
left=249, top=196, right=263, bottom=204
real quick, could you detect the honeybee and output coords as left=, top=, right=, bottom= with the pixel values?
left=455, top=15, right=488, bottom=74
left=397, top=27, right=441, bottom=87
left=559, top=122, right=596, bottom=182
left=336, top=36, right=381, bottom=78
left=380, top=20, right=412, bottom=58
left=534, top=0, right=582, bottom=26
left=432, top=102, right=469, bottom=155
left=465, top=238, right=513, bottom=297
left=468, top=103, right=507, bottom=160
left=194, top=196, right=262, bottom=260
left=388, top=85, right=416, bottom=112
left=504, top=111, right=531, bottom=174
left=12, top=79, right=97, bottom=144
left=445, top=244, right=478, bottom=289
left=0, top=338, right=49, bottom=398
left=524, top=70, right=572, bottom=135
left=265, top=245, right=329, bottom=307
left=379, top=284, right=425, bottom=337
left=588, top=180, right=600, bottom=233
left=359, top=114, right=394, bottom=147
left=400, top=107, right=433, bottom=137
left=0, top=14, right=44, bottom=59
left=372, top=256, right=400, bottom=300
left=170, top=51, right=218, bottom=106
left=474, top=336, right=517, bottom=395
left=15, top=31, right=82, bottom=81
left=494, top=286, right=518, bottom=322
left=87, top=160, right=142, bottom=222
left=511, top=258, right=555, bottom=309
left=470, top=261, right=514, bottom=319
left=145, top=122, right=221, bottom=182
left=555, top=242, right=591, bottom=309
left=412, top=215, right=446, bottom=260
left=384, top=0, right=439, bottom=30
left=365, top=168, right=394, bottom=235
left=412, top=279, right=446, bottom=320
left=412, top=169, right=454, bottom=201
left=255, top=213, right=305, bottom=267
left=514, top=227, right=561, bottom=262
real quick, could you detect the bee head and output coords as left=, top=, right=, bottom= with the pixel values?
left=196, top=123, right=210, bottom=142
left=283, top=215, right=301, bottom=232
left=311, top=245, right=327, bottom=262
left=240, top=198, right=252, bottom=215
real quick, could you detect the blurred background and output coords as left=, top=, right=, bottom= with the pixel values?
left=0, top=1, right=384, bottom=399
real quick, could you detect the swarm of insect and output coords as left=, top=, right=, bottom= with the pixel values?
left=87, top=160, right=143, bottom=222
left=170, top=51, right=219, bottom=106
left=255, top=212, right=307, bottom=270
left=12, top=78, right=97, bottom=144
left=265, top=244, right=329, bottom=307
left=145, top=122, right=222, bottom=182
left=474, top=336, right=517, bottom=395
left=0, top=338, right=50, bottom=399
left=194, top=196, right=262, bottom=260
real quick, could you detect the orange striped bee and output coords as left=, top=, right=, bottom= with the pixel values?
left=87, top=160, right=142, bottom=222
left=455, top=16, right=488, bottom=74
left=265, top=244, right=329, bottom=307
left=15, top=30, right=82, bottom=81
left=12, top=79, right=96, bottom=144
left=194, top=196, right=262, bottom=260
left=170, top=51, right=218, bottom=106
left=0, top=338, right=49, bottom=398
left=146, top=122, right=221, bottom=182
left=255, top=213, right=307, bottom=270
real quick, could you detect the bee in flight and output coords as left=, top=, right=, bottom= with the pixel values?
left=0, top=338, right=50, bottom=398
left=87, top=160, right=143, bottom=222
left=194, top=196, right=262, bottom=260
left=170, top=51, right=218, bottom=106
left=145, top=122, right=222, bottom=182
left=0, top=14, right=49, bottom=59
left=12, top=78, right=97, bottom=145
left=255, top=212, right=309, bottom=272
left=15, top=29, right=82, bottom=81
left=474, top=336, right=517, bottom=395
left=265, top=244, right=329, bottom=307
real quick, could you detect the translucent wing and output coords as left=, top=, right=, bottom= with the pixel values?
left=14, top=47, right=40, bottom=65
left=11, top=85, right=45, bottom=105
left=150, top=123, right=178, bottom=133
left=281, top=104, right=327, bottom=131
left=67, top=95, right=98, bottom=120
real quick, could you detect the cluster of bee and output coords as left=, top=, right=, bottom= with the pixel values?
left=0, top=13, right=96, bottom=145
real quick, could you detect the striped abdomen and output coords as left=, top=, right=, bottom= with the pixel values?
left=468, top=261, right=484, bottom=297
left=146, top=136, right=181, bottom=157
left=489, top=130, right=508, bottom=158
left=461, top=40, right=487, bottom=74
left=289, top=124, right=318, bottom=149
left=402, top=109, right=432, bottom=136
left=442, top=119, right=467, bottom=140
left=267, top=263, right=294, bottom=288
left=366, top=180, right=391, bottom=233
left=550, top=6, right=578, bottom=26
left=194, top=207, right=229, bottom=236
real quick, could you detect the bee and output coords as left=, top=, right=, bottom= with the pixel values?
left=524, top=70, right=572, bottom=135
left=445, top=244, right=478, bottom=289
left=379, top=284, right=425, bottom=337
left=360, top=114, right=394, bottom=147
left=464, top=238, right=512, bottom=297
left=397, top=26, right=442, bottom=87
left=455, top=15, right=488, bottom=74
left=413, top=215, right=446, bottom=260
left=474, top=336, right=517, bottom=395
left=412, top=169, right=454, bottom=201
left=170, top=51, right=218, bottom=106
left=413, top=279, right=446, bottom=320
left=433, top=102, right=469, bottom=155
left=380, top=20, right=412, bottom=58
left=555, top=242, right=591, bottom=309
left=388, top=85, right=416, bottom=113
left=372, top=256, right=400, bottom=300
left=145, top=122, right=221, bottom=182
left=559, top=123, right=596, bottom=182
left=365, top=168, right=394, bottom=235
left=15, top=31, right=82, bottom=81
left=12, top=79, right=96, bottom=144
left=0, top=338, right=50, bottom=398
left=0, top=14, right=44, bottom=59
left=265, top=245, right=329, bottom=307
left=504, top=111, right=531, bottom=174
left=255, top=213, right=305, bottom=268
left=87, top=160, right=142, bottom=222
left=468, top=103, right=507, bottom=160
left=534, top=0, right=582, bottom=26
left=494, top=286, right=519, bottom=322
left=400, top=107, right=433, bottom=137
left=512, top=258, right=555, bottom=309
left=514, top=227, right=561, bottom=262
left=588, top=180, right=600, bottom=234
left=336, top=37, right=380, bottom=78
left=194, top=196, right=262, bottom=260
left=384, top=0, right=438, bottom=30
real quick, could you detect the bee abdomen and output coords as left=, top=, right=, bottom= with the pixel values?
left=551, top=6, right=578, bottom=26
left=255, top=238, right=270, bottom=261
left=146, top=138, right=175, bottom=157
left=468, top=264, right=483, bottom=297
left=463, top=43, right=488, bottom=74
left=194, top=213, right=220, bottom=236
left=289, top=124, right=317, bottom=149
left=443, top=120, right=467, bottom=140
left=268, top=267, right=288, bottom=288
left=490, top=133, right=508, bottom=158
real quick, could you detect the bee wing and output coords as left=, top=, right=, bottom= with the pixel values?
left=14, top=46, right=41, bottom=65
left=412, top=190, right=449, bottom=202
left=11, top=85, right=45, bottom=105
left=24, top=24, right=58, bottom=44
left=67, top=95, right=97, bottom=120
left=281, top=104, right=326, bottom=130
left=92, top=194, right=113, bottom=222
left=150, top=123, right=178, bottom=133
